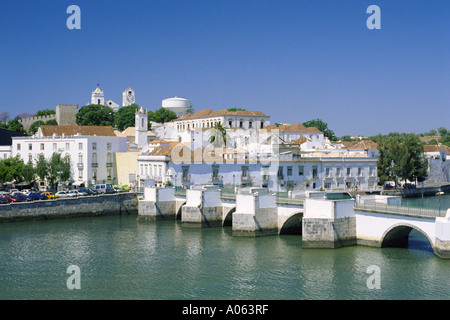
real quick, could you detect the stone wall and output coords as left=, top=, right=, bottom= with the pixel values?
left=0, top=193, right=138, bottom=223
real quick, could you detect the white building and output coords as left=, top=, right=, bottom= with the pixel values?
left=423, top=145, right=450, bottom=183
left=12, top=125, right=127, bottom=189
left=137, top=144, right=378, bottom=192
left=91, top=86, right=105, bottom=105
left=162, top=97, right=190, bottom=117
left=122, top=87, right=136, bottom=107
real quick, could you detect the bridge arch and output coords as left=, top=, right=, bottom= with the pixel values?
left=381, top=223, right=435, bottom=251
left=280, top=212, right=303, bottom=235
left=176, top=201, right=186, bottom=220
left=223, top=207, right=236, bottom=227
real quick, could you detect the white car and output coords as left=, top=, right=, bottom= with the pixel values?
left=56, top=191, right=69, bottom=198
left=68, top=190, right=87, bottom=197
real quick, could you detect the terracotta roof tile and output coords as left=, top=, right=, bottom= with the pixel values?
left=40, top=125, right=116, bottom=137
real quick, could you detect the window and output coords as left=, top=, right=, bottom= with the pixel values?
left=65, top=143, right=70, bottom=150
left=92, top=152, right=97, bottom=164
left=336, top=168, right=341, bottom=177
left=78, top=168, right=83, bottom=180
left=107, top=168, right=112, bottom=181
left=107, top=152, right=112, bottom=164
left=79, top=143, right=83, bottom=150
left=298, top=166, right=304, bottom=176
left=92, top=169, right=97, bottom=181
left=312, top=166, right=318, bottom=179
left=239, top=120, right=243, bottom=128
left=17, top=143, right=21, bottom=151
left=53, top=143, right=57, bottom=151
left=40, top=143, right=44, bottom=151
left=241, top=166, right=249, bottom=179
left=249, top=121, right=253, bottom=128
left=29, top=143, right=32, bottom=151
left=324, top=182, right=331, bottom=189
left=212, top=165, right=219, bottom=180
left=347, top=168, right=351, bottom=177
left=92, top=142, right=97, bottom=150
left=287, top=166, right=293, bottom=176
left=277, top=166, right=284, bottom=179
left=260, top=121, right=264, bottom=129
left=182, top=166, right=190, bottom=181
left=369, top=167, right=374, bottom=176
left=325, top=167, right=330, bottom=177
left=228, top=120, right=232, bottom=127
left=28, top=154, right=33, bottom=163
left=358, top=168, right=362, bottom=176
left=78, top=153, right=83, bottom=164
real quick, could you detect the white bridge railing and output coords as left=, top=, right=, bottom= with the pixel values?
left=354, top=201, right=446, bottom=218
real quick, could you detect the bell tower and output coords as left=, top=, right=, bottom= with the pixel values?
left=91, top=85, right=104, bottom=105
left=135, top=107, right=147, bottom=148
left=123, top=87, right=136, bottom=107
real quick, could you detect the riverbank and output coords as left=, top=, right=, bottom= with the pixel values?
left=0, top=193, right=139, bottom=223
left=380, top=183, right=450, bottom=198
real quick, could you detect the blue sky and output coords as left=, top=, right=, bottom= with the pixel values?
left=0, top=0, right=449, bottom=137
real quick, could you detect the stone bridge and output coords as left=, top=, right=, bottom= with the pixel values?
left=138, top=187, right=450, bottom=259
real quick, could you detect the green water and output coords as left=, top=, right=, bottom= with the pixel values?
left=0, top=213, right=448, bottom=300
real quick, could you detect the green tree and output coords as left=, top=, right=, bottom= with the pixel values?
left=46, top=153, right=72, bottom=191
left=29, top=120, right=45, bottom=135
left=208, top=122, right=229, bottom=147
left=148, top=107, right=178, bottom=124
left=22, top=162, right=36, bottom=184
left=35, top=154, right=48, bottom=182
left=114, top=104, right=140, bottom=131
left=76, top=104, right=115, bottom=126
left=377, top=134, right=428, bottom=186
left=186, top=104, right=195, bottom=114
left=227, top=107, right=247, bottom=112
left=437, top=127, right=448, bottom=137
left=302, top=119, right=337, bottom=141
left=7, top=116, right=25, bottom=133
left=439, top=133, right=450, bottom=147
left=35, top=108, right=56, bottom=117
left=0, top=156, right=24, bottom=183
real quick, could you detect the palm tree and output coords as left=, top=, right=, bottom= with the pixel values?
left=208, top=122, right=228, bottom=148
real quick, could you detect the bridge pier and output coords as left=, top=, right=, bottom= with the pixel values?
left=138, top=187, right=176, bottom=221
left=181, top=189, right=223, bottom=227
left=435, top=209, right=450, bottom=259
left=232, top=192, right=278, bottom=237
left=302, top=198, right=356, bottom=248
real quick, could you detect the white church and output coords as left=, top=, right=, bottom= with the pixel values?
left=90, top=86, right=136, bottom=112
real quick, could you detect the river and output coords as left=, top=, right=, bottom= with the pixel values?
left=0, top=199, right=449, bottom=300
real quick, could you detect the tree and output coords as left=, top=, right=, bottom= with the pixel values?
left=148, top=107, right=178, bottom=124
left=46, top=153, right=72, bottom=191
left=227, top=108, right=247, bottom=112
left=186, top=104, right=195, bottom=114
left=302, top=119, right=337, bottom=141
left=377, top=133, right=428, bottom=186
left=6, top=116, right=25, bottom=133
left=29, top=120, right=45, bottom=135
left=0, top=111, right=10, bottom=123
left=35, top=154, right=48, bottom=182
left=0, top=156, right=24, bottom=183
left=208, top=122, right=228, bottom=147
left=35, top=108, right=56, bottom=117
left=76, top=104, right=114, bottom=126
left=114, top=104, right=140, bottom=131
left=22, top=162, right=36, bottom=185
left=437, top=127, right=448, bottom=137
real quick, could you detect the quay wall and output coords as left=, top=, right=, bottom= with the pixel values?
left=0, top=193, right=139, bottom=223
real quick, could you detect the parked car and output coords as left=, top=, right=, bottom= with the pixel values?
left=40, top=192, right=59, bottom=199
left=403, top=183, right=416, bottom=189
left=68, top=190, right=87, bottom=197
left=21, top=189, right=32, bottom=195
left=3, top=194, right=19, bottom=202
left=93, top=183, right=113, bottom=194
left=0, top=196, right=9, bottom=204
left=78, top=187, right=97, bottom=196
left=55, top=191, right=70, bottom=198
left=383, top=183, right=394, bottom=190
left=113, top=187, right=124, bottom=193
left=37, top=192, right=49, bottom=200
left=28, top=192, right=47, bottom=201
left=12, top=193, right=32, bottom=202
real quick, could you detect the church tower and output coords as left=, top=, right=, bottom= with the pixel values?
left=123, top=87, right=135, bottom=107
left=135, top=106, right=147, bottom=148
left=91, top=86, right=105, bottom=105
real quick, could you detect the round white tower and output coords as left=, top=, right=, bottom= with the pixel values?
left=162, top=97, right=190, bottom=116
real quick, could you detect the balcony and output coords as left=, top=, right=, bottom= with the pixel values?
left=106, top=162, right=113, bottom=167
left=92, top=162, right=98, bottom=168
left=182, top=173, right=191, bottom=182
left=77, top=162, right=84, bottom=168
